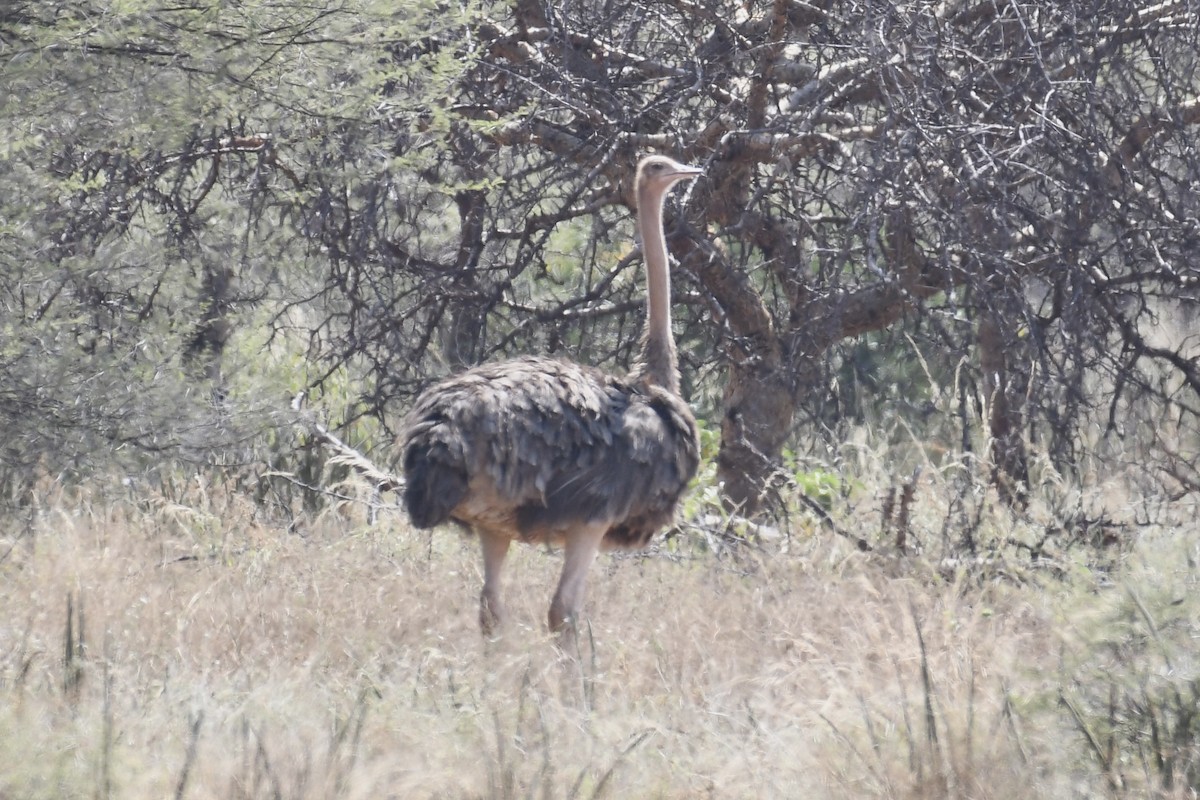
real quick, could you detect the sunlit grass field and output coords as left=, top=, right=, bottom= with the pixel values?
left=2, top=470, right=1197, bottom=798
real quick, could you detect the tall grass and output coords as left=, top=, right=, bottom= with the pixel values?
left=1, top=467, right=1196, bottom=798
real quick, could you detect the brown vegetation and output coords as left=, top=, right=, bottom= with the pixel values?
left=3, top=470, right=1197, bottom=798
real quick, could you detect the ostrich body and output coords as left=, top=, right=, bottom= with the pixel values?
left=400, top=155, right=702, bottom=638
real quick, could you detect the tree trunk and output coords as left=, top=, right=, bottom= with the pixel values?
left=716, top=357, right=799, bottom=513
left=978, top=308, right=1030, bottom=508
left=441, top=187, right=488, bottom=368
left=184, top=264, right=233, bottom=388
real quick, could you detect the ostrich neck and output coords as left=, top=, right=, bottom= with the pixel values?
left=633, top=186, right=679, bottom=394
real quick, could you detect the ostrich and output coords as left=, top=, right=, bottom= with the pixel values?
left=400, top=155, right=703, bottom=640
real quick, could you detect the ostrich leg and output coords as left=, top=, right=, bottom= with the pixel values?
left=548, top=523, right=608, bottom=645
left=478, top=531, right=511, bottom=636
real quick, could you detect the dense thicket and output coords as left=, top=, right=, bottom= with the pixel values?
left=3, top=1, right=1198, bottom=517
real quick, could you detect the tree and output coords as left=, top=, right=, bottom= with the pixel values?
left=0, top=0, right=471, bottom=490
left=369, top=0, right=1200, bottom=512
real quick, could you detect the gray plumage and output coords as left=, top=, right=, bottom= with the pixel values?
left=400, top=155, right=703, bottom=640
left=403, top=356, right=698, bottom=546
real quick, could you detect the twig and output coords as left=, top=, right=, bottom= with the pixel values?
left=290, top=393, right=405, bottom=493
left=797, top=492, right=872, bottom=551
left=174, top=711, right=205, bottom=800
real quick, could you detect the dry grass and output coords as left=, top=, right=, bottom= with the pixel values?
left=1, top=476, right=1196, bottom=799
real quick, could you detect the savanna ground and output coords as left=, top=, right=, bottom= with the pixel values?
left=3, top=446, right=1198, bottom=800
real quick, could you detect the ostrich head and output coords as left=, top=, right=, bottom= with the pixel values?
left=636, top=155, right=703, bottom=197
